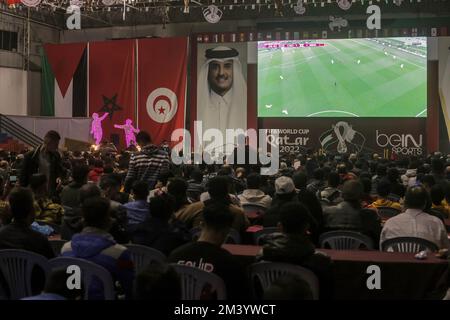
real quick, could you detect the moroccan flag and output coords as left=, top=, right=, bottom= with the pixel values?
left=137, top=37, right=187, bottom=146
left=89, top=39, right=135, bottom=148
left=41, top=42, right=87, bottom=117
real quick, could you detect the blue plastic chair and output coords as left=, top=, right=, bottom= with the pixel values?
left=124, top=244, right=166, bottom=274
left=0, top=249, right=50, bottom=300
left=249, top=262, right=320, bottom=300
left=171, top=264, right=227, bottom=300
left=49, top=256, right=115, bottom=300
left=319, top=230, right=374, bottom=250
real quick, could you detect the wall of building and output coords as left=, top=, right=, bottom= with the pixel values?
left=0, top=12, right=59, bottom=116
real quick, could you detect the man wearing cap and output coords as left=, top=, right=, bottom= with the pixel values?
left=197, top=46, right=247, bottom=139
left=263, top=176, right=299, bottom=228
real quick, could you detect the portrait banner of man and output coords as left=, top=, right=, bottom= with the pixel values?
left=197, top=44, right=248, bottom=140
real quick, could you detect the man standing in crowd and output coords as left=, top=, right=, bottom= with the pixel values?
left=19, top=130, right=65, bottom=197
left=124, top=131, right=170, bottom=192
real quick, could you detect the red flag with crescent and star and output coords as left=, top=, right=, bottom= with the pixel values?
left=137, top=37, right=187, bottom=146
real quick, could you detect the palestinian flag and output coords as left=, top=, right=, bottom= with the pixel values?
left=41, top=42, right=87, bottom=117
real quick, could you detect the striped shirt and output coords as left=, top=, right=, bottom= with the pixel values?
left=124, top=145, right=170, bottom=192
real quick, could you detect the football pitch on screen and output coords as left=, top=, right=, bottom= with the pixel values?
left=257, top=38, right=427, bottom=118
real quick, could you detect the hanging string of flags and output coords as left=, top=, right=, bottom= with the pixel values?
left=195, top=26, right=447, bottom=43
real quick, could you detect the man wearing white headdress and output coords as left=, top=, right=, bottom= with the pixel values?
left=197, top=46, right=247, bottom=151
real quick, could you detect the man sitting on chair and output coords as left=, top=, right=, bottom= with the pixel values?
left=380, top=185, right=449, bottom=250
left=61, top=196, right=134, bottom=299
left=257, top=202, right=333, bottom=300
left=169, top=202, right=249, bottom=299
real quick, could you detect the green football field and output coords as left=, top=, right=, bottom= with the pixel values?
left=258, top=38, right=427, bottom=118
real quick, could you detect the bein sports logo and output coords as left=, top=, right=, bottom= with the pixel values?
left=376, top=130, right=423, bottom=156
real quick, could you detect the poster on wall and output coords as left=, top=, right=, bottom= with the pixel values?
left=196, top=43, right=248, bottom=144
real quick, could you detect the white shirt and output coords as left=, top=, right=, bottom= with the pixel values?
left=380, top=208, right=450, bottom=249
left=208, top=89, right=233, bottom=134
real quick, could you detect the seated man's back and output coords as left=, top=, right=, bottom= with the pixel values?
left=0, top=187, right=54, bottom=259
left=380, top=185, right=450, bottom=250
left=168, top=202, right=249, bottom=299
left=258, top=202, right=333, bottom=300
left=61, top=197, right=134, bottom=299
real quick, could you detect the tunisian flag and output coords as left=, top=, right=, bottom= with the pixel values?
left=89, top=40, right=135, bottom=148
left=137, top=38, right=187, bottom=146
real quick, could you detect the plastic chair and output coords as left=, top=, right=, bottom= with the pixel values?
left=249, top=262, right=319, bottom=300
left=377, top=207, right=401, bottom=220
left=124, top=244, right=166, bottom=274
left=49, top=240, right=67, bottom=257
left=190, top=227, right=241, bottom=244
left=319, top=230, right=374, bottom=250
left=254, top=227, right=280, bottom=245
left=170, top=264, right=227, bottom=300
left=49, top=256, right=115, bottom=300
left=0, top=249, right=50, bottom=300
left=381, top=237, right=439, bottom=253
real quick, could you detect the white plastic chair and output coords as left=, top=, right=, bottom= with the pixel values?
left=171, top=264, right=227, bottom=300
left=124, top=244, right=166, bottom=274
left=381, top=237, right=439, bottom=253
left=319, top=230, right=374, bottom=250
left=0, top=249, right=50, bottom=300
left=249, top=261, right=319, bottom=300
left=49, top=256, right=116, bottom=300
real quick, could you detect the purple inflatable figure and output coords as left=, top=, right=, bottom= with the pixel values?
left=114, top=119, right=139, bottom=148
left=91, top=112, right=109, bottom=145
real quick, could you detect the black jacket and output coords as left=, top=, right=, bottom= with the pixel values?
left=323, top=201, right=381, bottom=247
left=258, top=233, right=334, bottom=300
left=131, top=217, right=190, bottom=256
left=19, top=145, right=65, bottom=196
left=0, top=221, right=54, bottom=259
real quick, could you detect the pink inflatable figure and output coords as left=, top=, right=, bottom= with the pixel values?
left=114, top=119, right=140, bottom=148
left=91, top=112, right=109, bottom=145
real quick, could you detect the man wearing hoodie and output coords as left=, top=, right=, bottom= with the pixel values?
left=238, top=173, right=272, bottom=209
left=257, top=202, right=333, bottom=300
left=61, top=196, right=134, bottom=299
left=124, top=131, right=170, bottom=193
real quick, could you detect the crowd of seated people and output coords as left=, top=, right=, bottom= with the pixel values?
left=0, top=131, right=448, bottom=300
